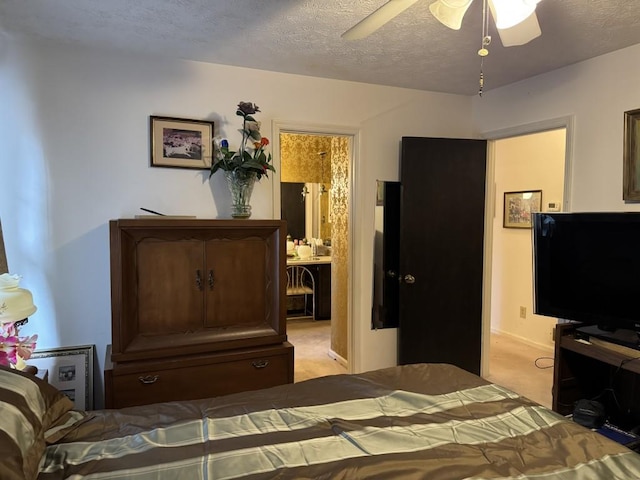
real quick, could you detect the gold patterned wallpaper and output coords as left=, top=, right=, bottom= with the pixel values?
left=280, top=133, right=350, bottom=361
left=329, top=136, right=349, bottom=361
left=280, top=134, right=332, bottom=184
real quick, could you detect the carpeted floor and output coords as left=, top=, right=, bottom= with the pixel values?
left=287, top=318, right=347, bottom=382
left=485, top=332, right=554, bottom=408
left=288, top=319, right=554, bottom=408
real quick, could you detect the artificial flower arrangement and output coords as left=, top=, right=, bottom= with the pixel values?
left=0, top=273, right=38, bottom=369
left=209, top=101, right=275, bottom=180
left=0, top=322, right=37, bottom=370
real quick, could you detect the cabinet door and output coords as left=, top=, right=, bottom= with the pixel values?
left=314, top=264, right=332, bottom=320
left=205, top=237, right=267, bottom=327
left=137, top=239, right=204, bottom=334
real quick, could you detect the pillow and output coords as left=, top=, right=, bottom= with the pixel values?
left=0, top=365, right=74, bottom=480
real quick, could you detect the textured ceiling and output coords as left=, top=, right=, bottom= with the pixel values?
left=1, top=0, right=639, bottom=95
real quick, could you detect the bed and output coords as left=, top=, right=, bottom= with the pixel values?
left=3, top=363, right=640, bottom=480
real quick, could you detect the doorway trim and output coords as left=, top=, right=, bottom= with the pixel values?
left=479, top=115, right=575, bottom=376
left=271, top=120, right=360, bottom=373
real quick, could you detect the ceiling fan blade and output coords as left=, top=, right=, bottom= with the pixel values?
left=429, top=0, right=474, bottom=30
left=488, top=0, right=541, bottom=46
left=496, top=11, right=541, bottom=46
left=342, top=0, right=421, bottom=40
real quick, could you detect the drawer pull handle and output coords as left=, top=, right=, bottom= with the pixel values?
left=208, top=269, right=214, bottom=289
left=252, top=360, right=269, bottom=369
left=138, top=375, right=159, bottom=384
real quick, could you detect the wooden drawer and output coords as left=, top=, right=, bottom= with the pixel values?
left=107, top=343, right=294, bottom=408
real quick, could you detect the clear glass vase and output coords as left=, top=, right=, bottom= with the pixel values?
left=225, top=169, right=257, bottom=218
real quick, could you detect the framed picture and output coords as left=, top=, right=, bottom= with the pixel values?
left=28, top=345, right=95, bottom=410
left=503, top=190, right=542, bottom=229
left=623, top=108, right=640, bottom=201
left=150, top=116, right=214, bottom=169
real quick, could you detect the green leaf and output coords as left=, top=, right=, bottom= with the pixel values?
left=249, top=130, right=261, bottom=141
left=243, top=160, right=264, bottom=169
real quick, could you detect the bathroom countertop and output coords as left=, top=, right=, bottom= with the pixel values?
left=286, top=255, right=331, bottom=265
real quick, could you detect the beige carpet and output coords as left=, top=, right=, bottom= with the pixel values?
left=287, top=319, right=347, bottom=382
left=287, top=320, right=554, bottom=408
left=485, top=332, right=554, bottom=408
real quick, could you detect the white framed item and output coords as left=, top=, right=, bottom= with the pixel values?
left=29, top=345, right=95, bottom=410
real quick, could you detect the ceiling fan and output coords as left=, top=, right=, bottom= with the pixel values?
left=342, top=0, right=542, bottom=48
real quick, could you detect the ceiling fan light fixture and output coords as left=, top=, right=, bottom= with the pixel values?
left=490, top=0, right=540, bottom=30
left=429, top=0, right=473, bottom=30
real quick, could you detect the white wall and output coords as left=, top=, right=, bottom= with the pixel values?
left=491, top=130, right=566, bottom=349
left=475, top=43, right=640, bottom=214
left=0, top=37, right=475, bottom=406
left=474, top=43, right=640, bottom=356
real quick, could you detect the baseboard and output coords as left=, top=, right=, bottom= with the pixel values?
left=327, top=349, right=348, bottom=369
left=490, top=328, right=554, bottom=353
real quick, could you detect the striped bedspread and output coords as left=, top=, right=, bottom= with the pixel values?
left=37, top=363, right=640, bottom=479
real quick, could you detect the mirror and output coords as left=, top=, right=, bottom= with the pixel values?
left=372, top=181, right=400, bottom=329
left=280, top=134, right=333, bottom=244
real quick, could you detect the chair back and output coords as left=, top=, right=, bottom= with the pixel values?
left=286, top=265, right=315, bottom=295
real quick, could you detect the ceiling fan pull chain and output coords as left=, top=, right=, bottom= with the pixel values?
left=478, top=0, right=491, bottom=96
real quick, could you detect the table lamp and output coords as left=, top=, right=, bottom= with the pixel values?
left=0, top=273, right=38, bottom=370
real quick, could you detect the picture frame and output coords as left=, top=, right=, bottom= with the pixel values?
left=623, top=108, right=640, bottom=201
left=503, top=190, right=542, bottom=229
left=150, top=116, right=214, bottom=169
left=28, top=345, right=95, bottom=410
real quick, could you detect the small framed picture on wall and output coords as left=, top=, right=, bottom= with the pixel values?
left=503, top=190, right=542, bottom=229
left=150, top=116, right=214, bottom=169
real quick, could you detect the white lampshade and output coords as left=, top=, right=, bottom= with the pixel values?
left=0, top=273, right=37, bottom=323
left=490, top=0, right=541, bottom=30
left=429, top=0, right=474, bottom=30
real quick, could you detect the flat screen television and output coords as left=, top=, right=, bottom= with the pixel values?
left=532, top=212, right=640, bottom=348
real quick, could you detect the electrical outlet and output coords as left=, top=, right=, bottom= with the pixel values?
left=519, top=306, right=526, bottom=319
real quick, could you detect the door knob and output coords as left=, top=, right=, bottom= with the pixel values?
left=403, top=274, right=416, bottom=284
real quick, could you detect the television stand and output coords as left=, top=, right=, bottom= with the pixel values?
left=553, top=322, right=640, bottom=430
left=575, top=324, right=640, bottom=351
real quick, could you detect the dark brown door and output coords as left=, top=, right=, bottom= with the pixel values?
left=398, top=137, right=487, bottom=374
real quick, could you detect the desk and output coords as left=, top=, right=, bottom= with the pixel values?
left=553, top=322, right=640, bottom=429
left=287, top=257, right=331, bottom=320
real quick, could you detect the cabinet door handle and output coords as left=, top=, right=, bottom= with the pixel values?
left=138, top=374, right=159, bottom=384
left=208, top=269, right=214, bottom=289
left=196, top=270, right=202, bottom=290
left=252, top=359, right=270, bottom=369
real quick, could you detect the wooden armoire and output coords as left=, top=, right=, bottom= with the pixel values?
left=104, top=218, right=293, bottom=408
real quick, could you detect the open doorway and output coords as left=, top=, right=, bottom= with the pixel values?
left=482, top=123, right=570, bottom=408
left=272, top=123, right=358, bottom=381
